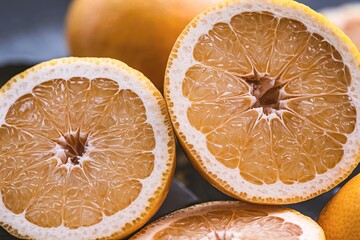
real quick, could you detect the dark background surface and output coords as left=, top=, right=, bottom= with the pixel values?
left=0, top=0, right=359, bottom=66
left=1, top=0, right=360, bottom=239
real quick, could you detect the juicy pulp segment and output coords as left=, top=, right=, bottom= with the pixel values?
left=0, top=78, right=155, bottom=228
left=184, top=11, right=356, bottom=185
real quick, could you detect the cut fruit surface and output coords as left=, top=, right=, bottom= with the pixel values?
left=0, top=58, right=175, bottom=240
left=132, top=201, right=325, bottom=240
left=165, top=0, right=360, bottom=204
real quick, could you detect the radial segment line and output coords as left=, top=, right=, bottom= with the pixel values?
left=270, top=113, right=315, bottom=178
left=70, top=78, right=91, bottom=133
left=274, top=33, right=312, bottom=84
left=202, top=101, right=257, bottom=137
left=227, top=22, right=257, bottom=75
left=267, top=116, right=280, bottom=181
left=22, top=160, right=66, bottom=216
left=280, top=93, right=349, bottom=101
left=282, top=97, right=352, bottom=142
left=265, top=17, right=280, bottom=74
left=197, top=63, right=255, bottom=88
left=85, top=88, right=122, bottom=136
left=281, top=107, right=346, bottom=146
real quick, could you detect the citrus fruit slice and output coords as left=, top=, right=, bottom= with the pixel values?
left=0, top=58, right=175, bottom=240
left=165, top=0, right=360, bottom=204
left=317, top=173, right=360, bottom=240
left=132, top=201, right=325, bottom=239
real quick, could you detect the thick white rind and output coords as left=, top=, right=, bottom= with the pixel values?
left=166, top=0, right=360, bottom=201
left=133, top=201, right=325, bottom=240
left=0, top=58, right=174, bottom=240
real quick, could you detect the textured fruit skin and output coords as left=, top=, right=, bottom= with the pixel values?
left=65, top=0, right=219, bottom=92
left=318, top=174, right=360, bottom=240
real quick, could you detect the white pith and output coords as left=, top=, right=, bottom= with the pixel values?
left=0, top=58, right=173, bottom=240
left=133, top=201, right=324, bottom=240
left=166, top=0, right=360, bottom=201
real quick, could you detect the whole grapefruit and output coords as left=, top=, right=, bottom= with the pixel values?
left=65, top=0, right=220, bottom=91
left=318, top=174, right=360, bottom=240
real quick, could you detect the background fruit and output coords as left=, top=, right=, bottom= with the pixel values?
left=65, top=0, right=220, bottom=92
left=318, top=174, right=360, bottom=240
left=321, top=3, right=360, bottom=50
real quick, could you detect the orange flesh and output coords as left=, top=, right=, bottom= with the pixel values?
left=183, top=12, right=356, bottom=185
left=0, top=78, right=155, bottom=228
left=153, top=207, right=302, bottom=239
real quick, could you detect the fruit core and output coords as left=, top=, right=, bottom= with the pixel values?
left=245, top=74, right=281, bottom=115
left=54, top=130, right=88, bottom=165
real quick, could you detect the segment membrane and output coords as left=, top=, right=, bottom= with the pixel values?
left=64, top=167, right=103, bottom=228
left=284, top=95, right=356, bottom=134
left=32, top=79, right=69, bottom=135
left=240, top=118, right=277, bottom=185
left=25, top=165, right=67, bottom=227
left=193, top=23, right=253, bottom=76
left=2, top=158, right=59, bottom=215
left=230, top=12, right=279, bottom=73
left=0, top=126, right=56, bottom=185
left=82, top=160, right=142, bottom=216
left=66, top=77, right=90, bottom=132
left=81, top=78, right=119, bottom=133
left=154, top=216, right=211, bottom=239
left=187, top=97, right=253, bottom=134
left=206, top=110, right=259, bottom=169
left=5, top=93, right=61, bottom=139
left=183, top=64, right=250, bottom=102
